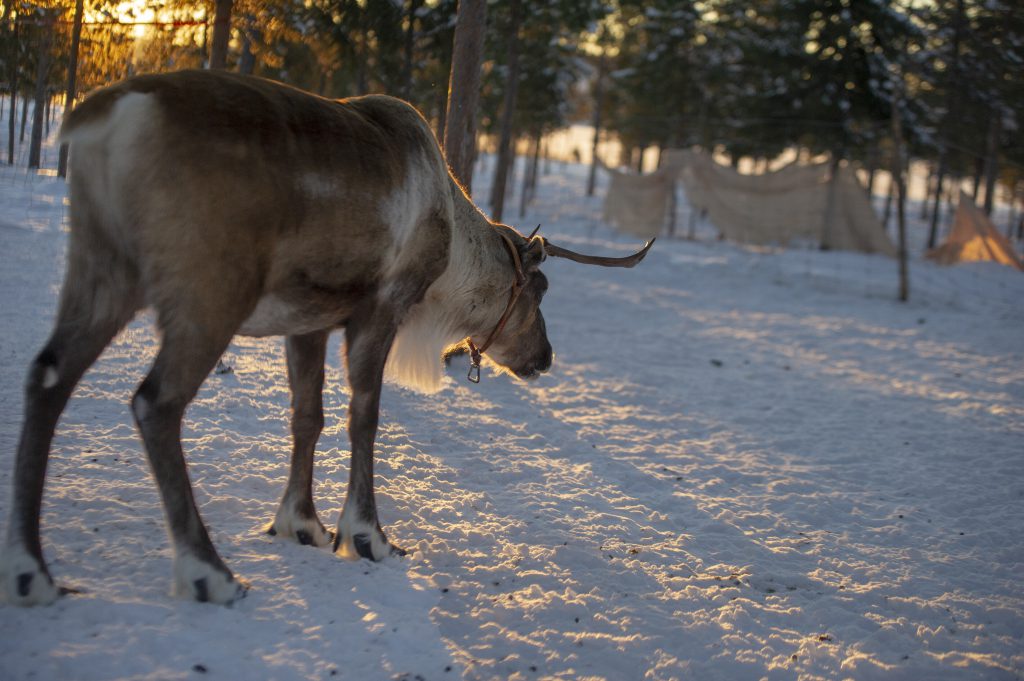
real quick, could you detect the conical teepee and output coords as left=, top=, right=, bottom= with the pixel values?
left=927, top=191, right=1022, bottom=271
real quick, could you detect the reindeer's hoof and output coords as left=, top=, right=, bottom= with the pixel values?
left=0, top=547, right=60, bottom=606
left=265, top=510, right=334, bottom=548
left=172, top=554, right=248, bottom=605
left=333, top=517, right=406, bottom=562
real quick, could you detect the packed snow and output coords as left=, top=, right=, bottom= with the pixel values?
left=1, top=130, right=1022, bottom=681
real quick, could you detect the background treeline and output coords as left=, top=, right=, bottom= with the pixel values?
left=1, top=1, right=1022, bottom=231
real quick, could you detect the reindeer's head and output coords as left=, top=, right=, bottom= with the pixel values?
left=465, top=225, right=654, bottom=383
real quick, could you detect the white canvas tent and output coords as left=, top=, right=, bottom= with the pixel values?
left=600, top=163, right=677, bottom=239
left=927, top=191, right=1023, bottom=271
left=674, top=150, right=896, bottom=255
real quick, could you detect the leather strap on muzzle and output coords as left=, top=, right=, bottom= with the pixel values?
left=466, top=234, right=528, bottom=383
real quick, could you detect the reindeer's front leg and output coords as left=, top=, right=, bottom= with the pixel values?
left=267, top=331, right=334, bottom=547
left=333, top=306, right=406, bottom=561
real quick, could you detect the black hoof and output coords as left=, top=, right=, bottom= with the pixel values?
left=350, top=533, right=406, bottom=560
left=17, top=573, right=34, bottom=597
left=232, top=581, right=249, bottom=603
left=296, top=530, right=313, bottom=546
left=194, top=577, right=247, bottom=605
left=266, top=526, right=277, bottom=536
left=194, top=578, right=210, bottom=603
left=353, top=534, right=375, bottom=560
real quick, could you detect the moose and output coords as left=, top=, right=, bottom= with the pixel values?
left=1, top=70, right=652, bottom=606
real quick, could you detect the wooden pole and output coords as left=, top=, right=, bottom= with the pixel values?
left=586, top=54, right=606, bottom=197
left=890, top=77, right=909, bottom=302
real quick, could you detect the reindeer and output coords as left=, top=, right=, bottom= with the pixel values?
left=1, top=70, right=652, bottom=606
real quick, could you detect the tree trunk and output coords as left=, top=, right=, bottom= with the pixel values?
left=5, top=13, right=15, bottom=164
left=667, top=180, right=678, bottom=238
left=488, top=0, right=522, bottom=223
left=442, top=0, right=487, bottom=193
left=209, top=0, right=233, bottom=70
left=519, top=130, right=541, bottom=218
left=401, top=0, right=422, bottom=100
left=982, top=113, right=1000, bottom=215
left=586, top=54, right=606, bottom=197
left=866, top=153, right=877, bottom=198
left=529, top=130, right=541, bottom=194
left=882, top=172, right=894, bottom=229
left=927, top=157, right=948, bottom=249
left=355, top=35, right=368, bottom=94
left=970, top=156, right=983, bottom=200
left=919, top=161, right=933, bottom=220
left=238, top=25, right=255, bottom=75
left=28, top=16, right=54, bottom=169
left=518, top=138, right=532, bottom=219
left=434, top=89, right=447, bottom=143
left=821, top=154, right=841, bottom=249
left=504, top=138, right=518, bottom=206
left=201, top=7, right=209, bottom=67
left=469, top=127, right=480, bottom=180
left=891, top=83, right=909, bottom=302
left=20, top=93, right=28, bottom=143
left=928, top=0, right=965, bottom=249
left=1006, top=181, right=1020, bottom=239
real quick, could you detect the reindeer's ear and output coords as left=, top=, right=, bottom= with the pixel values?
left=520, top=235, right=547, bottom=271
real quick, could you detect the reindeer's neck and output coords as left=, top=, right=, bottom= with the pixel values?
left=381, top=175, right=511, bottom=393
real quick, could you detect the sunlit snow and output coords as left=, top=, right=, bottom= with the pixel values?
left=1, top=128, right=1022, bottom=681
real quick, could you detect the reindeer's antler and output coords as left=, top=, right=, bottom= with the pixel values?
left=542, top=237, right=655, bottom=268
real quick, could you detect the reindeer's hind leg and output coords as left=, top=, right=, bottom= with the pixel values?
left=2, top=234, right=140, bottom=606
left=266, top=330, right=334, bottom=547
left=133, top=287, right=256, bottom=605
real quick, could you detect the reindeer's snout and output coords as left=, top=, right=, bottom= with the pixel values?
left=516, top=341, right=552, bottom=380
left=536, top=343, right=553, bottom=374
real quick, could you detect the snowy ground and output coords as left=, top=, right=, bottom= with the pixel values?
left=1, top=128, right=1023, bottom=681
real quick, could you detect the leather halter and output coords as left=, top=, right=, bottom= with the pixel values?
left=466, top=234, right=528, bottom=383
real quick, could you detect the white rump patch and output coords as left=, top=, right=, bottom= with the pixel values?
left=61, top=91, right=155, bottom=147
